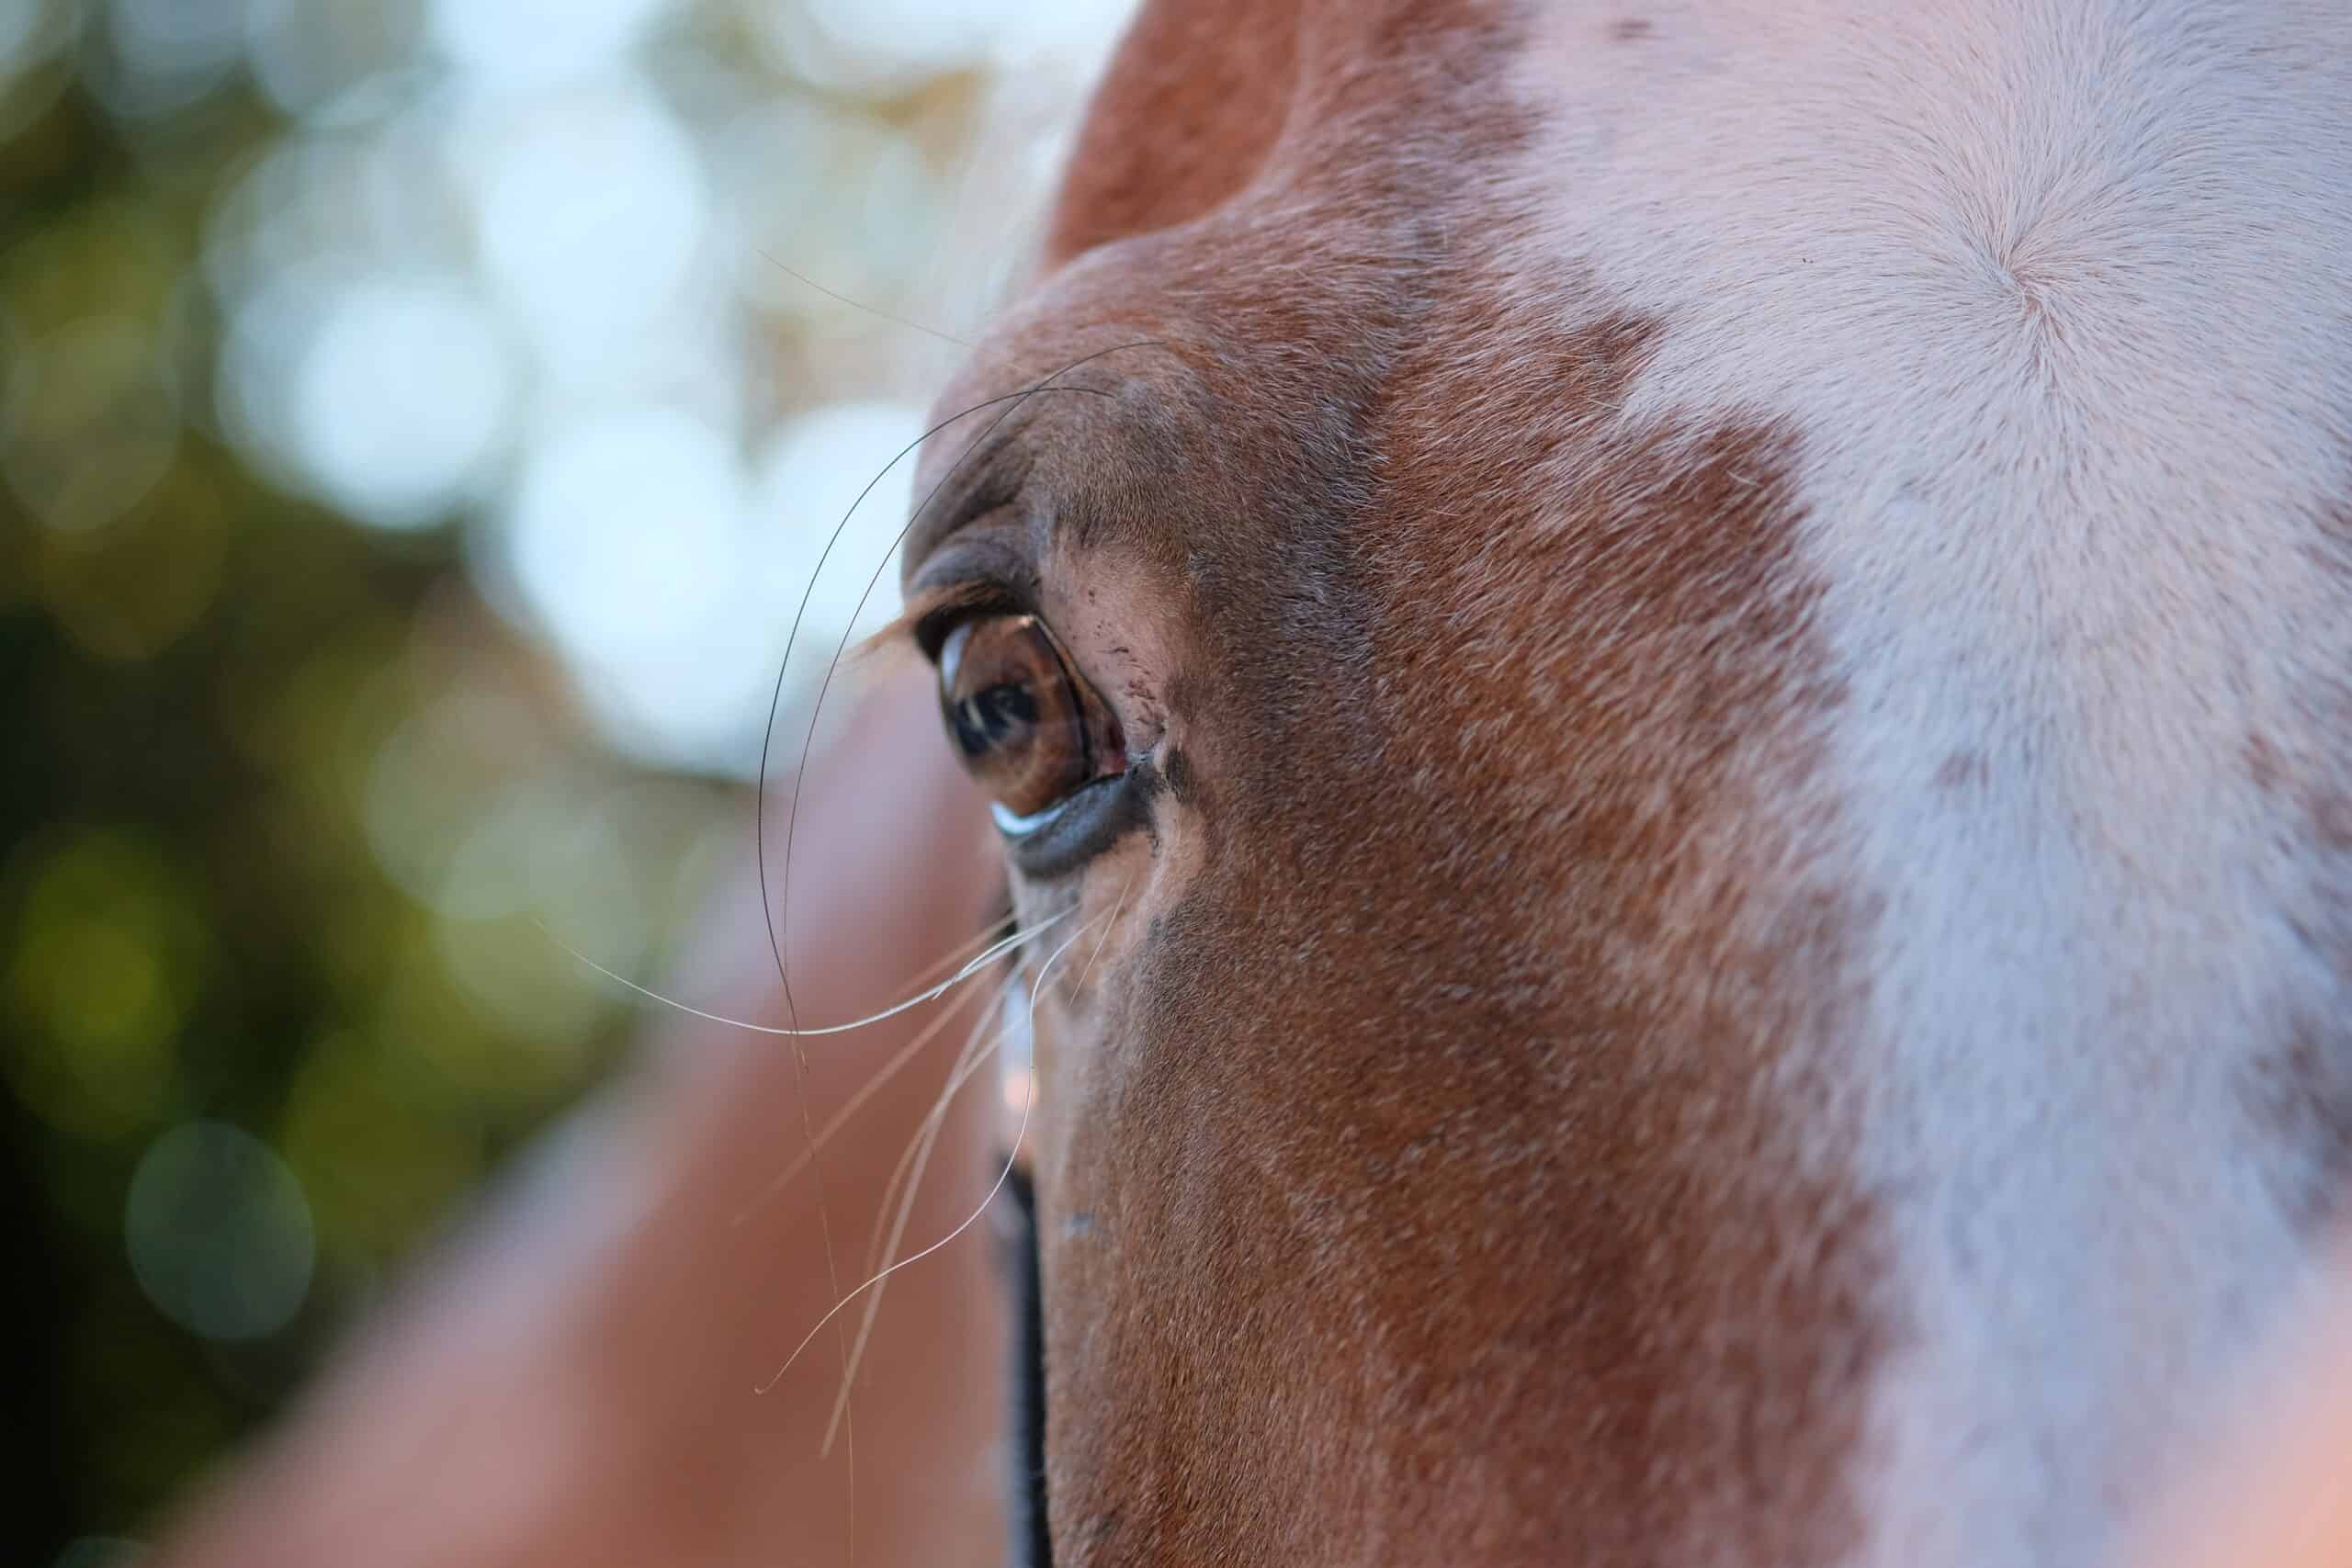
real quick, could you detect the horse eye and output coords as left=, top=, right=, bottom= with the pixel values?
left=938, top=615, right=1125, bottom=832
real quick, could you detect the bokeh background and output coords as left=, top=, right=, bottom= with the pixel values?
left=0, top=2, right=1133, bottom=1560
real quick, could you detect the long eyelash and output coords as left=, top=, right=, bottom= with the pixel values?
left=847, top=579, right=1005, bottom=667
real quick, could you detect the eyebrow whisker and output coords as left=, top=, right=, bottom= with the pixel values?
left=755, top=248, right=976, bottom=349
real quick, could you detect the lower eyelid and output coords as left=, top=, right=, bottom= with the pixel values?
left=996, top=772, right=1148, bottom=881
left=990, top=797, right=1070, bottom=838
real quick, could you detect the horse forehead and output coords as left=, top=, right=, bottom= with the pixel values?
left=1005, top=0, right=1850, bottom=964
left=918, top=0, right=1539, bottom=569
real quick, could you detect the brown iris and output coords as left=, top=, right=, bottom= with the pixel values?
left=938, top=615, right=1124, bottom=827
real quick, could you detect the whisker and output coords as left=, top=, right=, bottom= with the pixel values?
left=897, top=911, right=1021, bottom=989
left=725, top=979, right=989, bottom=1231
left=755, top=249, right=972, bottom=349
left=860, top=982, right=1015, bottom=1288
left=822, top=976, right=1013, bottom=1454
left=757, top=909, right=1105, bottom=1396
left=539, top=909, right=1069, bottom=1039
left=819, top=874, right=1133, bottom=1453
left=745, top=339, right=1157, bottom=1548
left=859, top=976, right=1010, bottom=1281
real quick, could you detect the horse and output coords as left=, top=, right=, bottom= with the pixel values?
left=905, top=1, right=2352, bottom=1562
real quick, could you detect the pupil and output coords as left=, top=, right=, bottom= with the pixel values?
left=951, top=681, right=1037, bottom=759
left=982, top=683, right=1038, bottom=731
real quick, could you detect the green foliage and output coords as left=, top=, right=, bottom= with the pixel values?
left=0, top=5, right=1109, bottom=1560
left=0, top=47, right=692, bottom=1566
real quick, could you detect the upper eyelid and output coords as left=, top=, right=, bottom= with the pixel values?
left=900, top=520, right=1046, bottom=655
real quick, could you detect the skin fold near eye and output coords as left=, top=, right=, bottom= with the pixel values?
left=938, top=614, right=1125, bottom=829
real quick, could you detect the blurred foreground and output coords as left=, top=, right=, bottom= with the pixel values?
left=0, top=1, right=1128, bottom=1560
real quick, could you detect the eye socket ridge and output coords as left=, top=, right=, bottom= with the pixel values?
left=935, top=609, right=1128, bottom=845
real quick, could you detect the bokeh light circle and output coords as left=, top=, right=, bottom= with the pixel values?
left=429, top=0, right=672, bottom=91
left=464, top=83, right=709, bottom=370
left=289, top=273, right=516, bottom=530
left=124, top=1121, right=317, bottom=1342
left=90, top=0, right=246, bottom=118
left=49, top=1539, right=143, bottom=1568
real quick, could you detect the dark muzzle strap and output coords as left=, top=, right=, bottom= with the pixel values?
left=1001, top=1161, right=1052, bottom=1567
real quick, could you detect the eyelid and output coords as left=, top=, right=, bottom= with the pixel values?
left=903, top=520, right=1042, bottom=646
left=990, top=796, right=1069, bottom=837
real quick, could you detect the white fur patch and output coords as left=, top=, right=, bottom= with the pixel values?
left=1511, top=3, right=2352, bottom=1562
